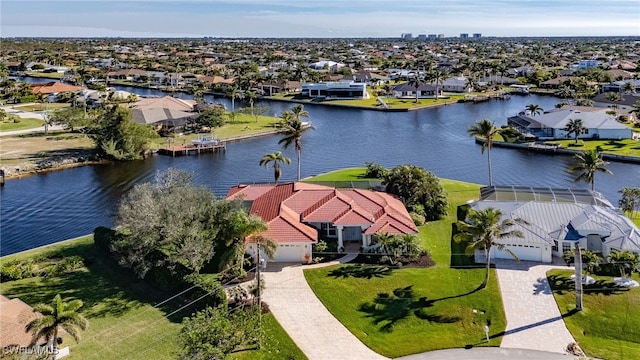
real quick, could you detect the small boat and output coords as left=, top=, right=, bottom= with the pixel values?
left=191, top=135, right=219, bottom=146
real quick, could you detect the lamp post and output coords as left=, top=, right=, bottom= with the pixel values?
left=575, top=243, right=583, bottom=311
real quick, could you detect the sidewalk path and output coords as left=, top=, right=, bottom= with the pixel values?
left=495, top=260, right=575, bottom=354
left=262, top=255, right=387, bottom=360
left=397, top=347, right=570, bottom=360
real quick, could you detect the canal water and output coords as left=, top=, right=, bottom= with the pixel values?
left=1, top=81, right=639, bottom=255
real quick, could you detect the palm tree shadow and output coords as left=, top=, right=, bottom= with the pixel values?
left=358, top=286, right=461, bottom=332
left=328, top=264, right=393, bottom=279
left=547, top=274, right=629, bottom=296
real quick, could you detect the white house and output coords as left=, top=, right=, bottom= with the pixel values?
left=465, top=186, right=640, bottom=263
left=438, top=76, right=471, bottom=93
left=301, top=81, right=368, bottom=99
left=507, top=108, right=632, bottom=140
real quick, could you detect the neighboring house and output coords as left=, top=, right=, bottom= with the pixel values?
left=602, top=79, right=640, bottom=93
left=539, top=76, right=572, bottom=90
left=508, top=107, right=632, bottom=140
left=226, top=182, right=418, bottom=262
left=131, top=96, right=197, bottom=128
left=392, top=83, right=440, bottom=98
left=437, top=76, right=471, bottom=93
left=478, top=75, right=521, bottom=86
left=464, top=186, right=640, bottom=263
left=30, top=82, right=85, bottom=102
left=604, top=69, right=635, bottom=81
left=107, top=69, right=149, bottom=82
left=309, top=60, right=345, bottom=72
left=301, top=81, right=368, bottom=99
left=574, top=59, right=600, bottom=70
left=592, top=92, right=640, bottom=112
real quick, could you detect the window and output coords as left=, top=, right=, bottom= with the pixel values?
left=552, top=240, right=558, bottom=252
left=562, top=242, right=573, bottom=253
left=321, top=223, right=337, bottom=237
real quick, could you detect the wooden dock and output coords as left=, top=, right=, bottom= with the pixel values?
left=158, top=143, right=226, bottom=156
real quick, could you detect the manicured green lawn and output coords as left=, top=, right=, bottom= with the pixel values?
left=25, top=71, right=65, bottom=79
left=1, top=236, right=305, bottom=360
left=547, top=269, right=640, bottom=360
left=304, top=170, right=505, bottom=357
left=302, top=167, right=377, bottom=182
left=0, top=117, right=44, bottom=132
left=545, top=139, right=640, bottom=157
left=14, top=103, right=71, bottom=112
left=267, top=92, right=464, bottom=110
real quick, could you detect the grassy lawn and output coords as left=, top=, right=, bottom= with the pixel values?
left=25, top=72, right=65, bottom=79
left=268, top=92, right=464, bottom=110
left=0, top=117, right=44, bottom=132
left=14, top=103, right=71, bottom=112
left=1, top=236, right=305, bottom=360
left=0, top=132, right=95, bottom=167
left=547, top=269, right=640, bottom=360
left=544, top=139, right=640, bottom=157
left=304, top=169, right=506, bottom=357
left=302, top=167, right=377, bottom=182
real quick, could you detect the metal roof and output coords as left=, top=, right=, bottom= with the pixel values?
left=480, top=186, right=613, bottom=208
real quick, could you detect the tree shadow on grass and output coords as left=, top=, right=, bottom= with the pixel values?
left=328, top=264, right=393, bottom=279
left=358, top=286, right=461, bottom=332
left=547, top=274, right=629, bottom=296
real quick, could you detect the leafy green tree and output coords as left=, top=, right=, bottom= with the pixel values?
left=49, top=107, right=88, bottom=132
left=278, top=117, right=314, bottom=181
left=196, top=106, right=226, bottom=130
left=178, top=305, right=260, bottom=360
left=383, top=164, right=448, bottom=221
left=563, top=118, right=585, bottom=144
left=91, top=106, right=158, bottom=160
left=607, top=250, right=640, bottom=278
left=26, top=294, right=88, bottom=353
left=569, top=149, right=612, bottom=191
left=454, top=207, right=525, bottom=289
left=363, top=162, right=388, bottom=179
left=467, top=119, right=500, bottom=186
left=259, top=151, right=291, bottom=183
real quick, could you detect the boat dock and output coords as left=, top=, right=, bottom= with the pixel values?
left=159, top=142, right=226, bottom=156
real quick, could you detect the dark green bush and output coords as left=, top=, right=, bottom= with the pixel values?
left=364, top=162, right=388, bottom=179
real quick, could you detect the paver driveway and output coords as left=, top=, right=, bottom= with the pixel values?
left=495, top=260, right=575, bottom=354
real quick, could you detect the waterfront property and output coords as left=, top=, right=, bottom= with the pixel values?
left=465, top=186, right=640, bottom=263
left=226, top=182, right=417, bottom=262
left=392, top=83, right=440, bottom=98
left=508, top=107, right=633, bottom=140
left=301, top=81, right=368, bottom=99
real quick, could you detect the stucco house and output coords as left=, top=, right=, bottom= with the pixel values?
left=226, top=182, right=418, bottom=262
left=507, top=107, right=632, bottom=140
left=464, top=186, right=640, bottom=263
left=437, top=76, right=471, bottom=93
left=392, top=83, right=440, bottom=98
left=301, top=81, right=368, bottom=99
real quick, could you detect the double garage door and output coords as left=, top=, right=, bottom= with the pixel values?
left=493, top=245, right=543, bottom=262
left=274, top=244, right=305, bottom=262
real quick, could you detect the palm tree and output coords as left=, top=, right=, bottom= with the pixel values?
left=278, top=118, right=314, bottom=181
left=259, top=151, right=291, bottom=183
left=622, top=81, right=634, bottom=93
left=525, top=103, right=543, bottom=116
left=291, top=104, right=309, bottom=122
left=244, top=90, right=258, bottom=121
left=227, top=85, right=241, bottom=111
left=26, top=294, right=88, bottom=353
left=563, top=118, right=585, bottom=144
left=468, top=119, right=500, bottom=186
left=570, top=149, right=612, bottom=191
left=454, top=207, right=525, bottom=289
left=406, top=75, right=423, bottom=103
left=428, top=67, right=443, bottom=100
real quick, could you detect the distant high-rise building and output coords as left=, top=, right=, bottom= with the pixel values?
left=417, top=34, right=427, bottom=40
left=473, top=33, right=482, bottom=38
left=460, top=33, right=469, bottom=39
left=437, top=34, right=445, bottom=38
left=428, top=34, right=437, bottom=39
left=401, top=33, right=413, bottom=39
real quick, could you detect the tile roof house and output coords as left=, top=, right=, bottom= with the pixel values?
left=130, top=96, right=197, bottom=128
left=29, top=82, right=85, bottom=95
left=227, top=182, right=418, bottom=262
left=465, top=186, right=640, bottom=263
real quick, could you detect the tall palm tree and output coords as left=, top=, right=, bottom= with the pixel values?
left=454, top=207, right=525, bottom=289
left=406, top=75, right=423, bottom=103
left=570, top=149, right=612, bottom=191
left=525, top=103, right=543, bottom=116
left=278, top=119, right=314, bottom=181
left=291, top=104, right=309, bottom=122
left=259, top=151, right=291, bottom=183
left=468, top=119, right=500, bottom=186
left=563, top=118, right=585, bottom=144
left=26, top=294, right=88, bottom=353
left=428, top=67, right=443, bottom=100
left=227, top=85, right=241, bottom=111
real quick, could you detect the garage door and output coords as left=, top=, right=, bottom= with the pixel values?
left=493, top=245, right=543, bottom=262
left=274, top=244, right=305, bottom=262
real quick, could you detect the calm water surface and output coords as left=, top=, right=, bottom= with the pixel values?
left=1, top=87, right=639, bottom=255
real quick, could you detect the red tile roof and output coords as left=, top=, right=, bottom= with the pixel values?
left=227, top=182, right=418, bottom=245
left=29, top=82, right=85, bottom=94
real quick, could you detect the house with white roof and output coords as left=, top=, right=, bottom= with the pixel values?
left=463, top=186, right=640, bottom=263
left=507, top=107, right=632, bottom=140
left=301, top=81, right=368, bottom=100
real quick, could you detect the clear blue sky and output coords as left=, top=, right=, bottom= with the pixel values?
left=2, top=0, right=639, bottom=38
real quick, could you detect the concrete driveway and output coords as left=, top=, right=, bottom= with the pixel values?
left=495, top=259, right=576, bottom=354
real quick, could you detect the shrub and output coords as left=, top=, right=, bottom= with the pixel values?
left=383, top=164, right=448, bottom=221
left=0, top=259, right=38, bottom=281
left=410, top=212, right=425, bottom=226
left=364, top=162, right=388, bottom=179
left=12, top=117, right=21, bottom=124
